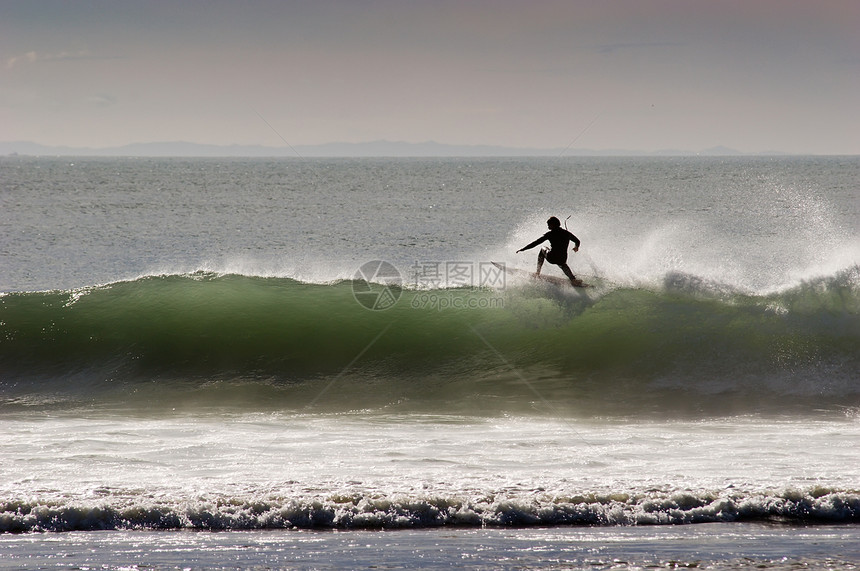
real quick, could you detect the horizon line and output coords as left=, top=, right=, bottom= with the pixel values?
left=1, top=139, right=847, bottom=158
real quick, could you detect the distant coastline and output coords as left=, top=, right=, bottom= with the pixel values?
left=0, top=140, right=793, bottom=158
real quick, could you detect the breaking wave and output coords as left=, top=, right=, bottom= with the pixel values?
left=1, top=267, right=858, bottom=415
left=2, top=487, right=858, bottom=532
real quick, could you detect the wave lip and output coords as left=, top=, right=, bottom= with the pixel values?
left=2, top=488, right=858, bottom=532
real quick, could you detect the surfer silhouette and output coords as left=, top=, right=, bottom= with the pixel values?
left=516, top=216, right=581, bottom=285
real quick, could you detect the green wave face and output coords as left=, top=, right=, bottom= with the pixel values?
left=1, top=268, right=858, bottom=415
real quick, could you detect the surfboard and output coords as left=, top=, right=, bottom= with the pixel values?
left=491, top=262, right=589, bottom=288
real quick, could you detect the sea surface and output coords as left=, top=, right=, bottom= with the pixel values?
left=1, top=156, right=859, bottom=569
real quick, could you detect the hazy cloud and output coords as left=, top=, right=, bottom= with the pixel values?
left=6, top=51, right=38, bottom=68
left=592, top=42, right=686, bottom=55
left=6, top=49, right=92, bottom=69
left=86, top=94, right=118, bottom=108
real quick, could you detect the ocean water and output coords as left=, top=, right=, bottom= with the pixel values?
left=1, top=156, right=859, bottom=568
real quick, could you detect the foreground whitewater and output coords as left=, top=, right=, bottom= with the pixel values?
left=1, top=411, right=859, bottom=533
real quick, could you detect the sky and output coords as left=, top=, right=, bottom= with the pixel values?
left=2, top=0, right=859, bottom=154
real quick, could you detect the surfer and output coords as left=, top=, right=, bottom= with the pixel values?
left=516, top=216, right=581, bottom=285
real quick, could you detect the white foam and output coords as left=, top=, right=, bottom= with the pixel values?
left=3, top=413, right=858, bottom=532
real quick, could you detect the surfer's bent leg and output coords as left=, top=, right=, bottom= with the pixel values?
left=558, top=263, right=578, bottom=284
left=536, top=247, right=548, bottom=276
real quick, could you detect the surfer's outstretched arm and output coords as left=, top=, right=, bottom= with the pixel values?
left=516, top=236, right=546, bottom=253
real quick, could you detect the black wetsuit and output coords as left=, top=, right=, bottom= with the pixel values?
left=520, top=227, right=580, bottom=263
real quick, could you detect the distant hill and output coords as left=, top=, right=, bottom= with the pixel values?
left=0, top=140, right=781, bottom=158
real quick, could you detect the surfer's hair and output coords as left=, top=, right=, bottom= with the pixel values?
left=547, top=216, right=561, bottom=228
